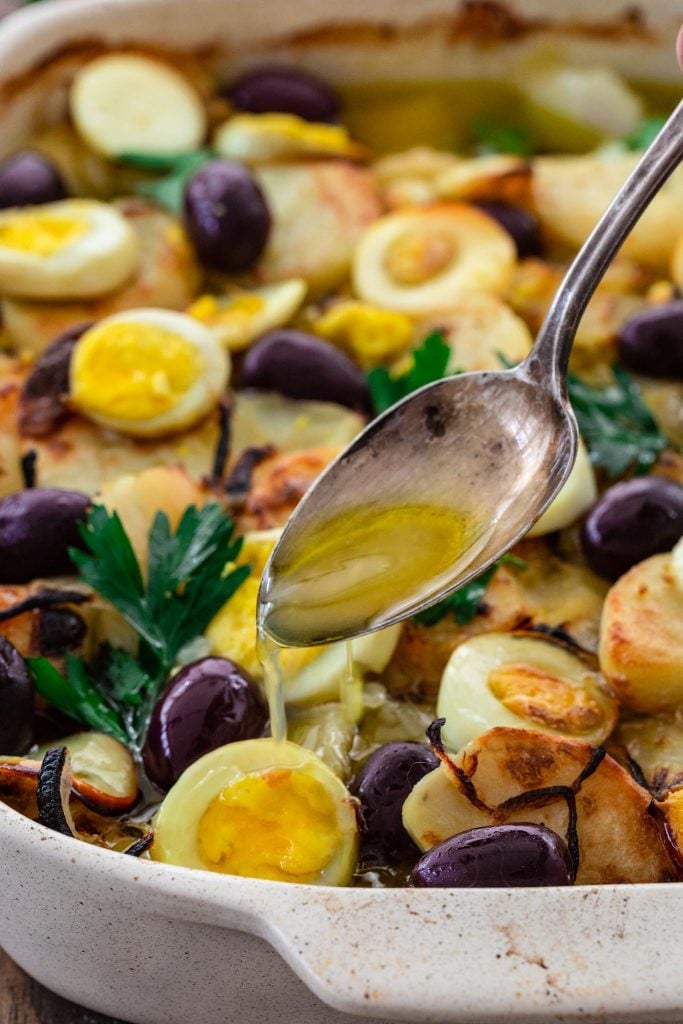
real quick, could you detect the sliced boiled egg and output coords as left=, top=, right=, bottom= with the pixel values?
left=70, top=308, right=229, bottom=438
left=70, top=53, right=207, bottom=158
left=187, top=278, right=306, bottom=351
left=0, top=199, right=139, bottom=300
left=313, top=300, right=414, bottom=368
left=206, top=528, right=400, bottom=703
left=352, top=204, right=515, bottom=314
left=527, top=439, right=597, bottom=537
left=437, top=632, right=618, bottom=752
left=214, top=113, right=366, bottom=164
left=151, top=738, right=358, bottom=885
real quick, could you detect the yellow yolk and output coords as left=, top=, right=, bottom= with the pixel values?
left=189, top=293, right=265, bottom=328
left=71, top=320, right=204, bottom=421
left=314, top=301, right=413, bottom=368
left=197, top=768, right=342, bottom=882
left=0, top=213, right=87, bottom=257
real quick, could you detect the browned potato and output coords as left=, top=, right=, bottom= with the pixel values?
left=599, top=554, right=683, bottom=713
left=615, top=715, right=683, bottom=794
left=235, top=446, right=341, bottom=531
left=402, top=727, right=676, bottom=884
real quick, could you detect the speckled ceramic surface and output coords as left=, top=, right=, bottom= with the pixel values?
left=1, top=1, right=683, bottom=1021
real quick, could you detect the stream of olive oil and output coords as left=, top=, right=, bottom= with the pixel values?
left=256, top=625, right=287, bottom=747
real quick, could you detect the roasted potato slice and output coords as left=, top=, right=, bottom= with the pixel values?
left=417, top=292, right=532, bottom=373
left=615, top=714, right=683, bottom=794
left=599, top=554, right=683, bottom=713
left=402, top=727, right=676, bottom=884
left=234, top=446, right=341, bottom=531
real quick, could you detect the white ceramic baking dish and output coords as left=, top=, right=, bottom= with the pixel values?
left=1, top=2, right=682, bottom=1021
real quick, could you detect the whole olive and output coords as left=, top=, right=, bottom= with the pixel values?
left=0, top=489, right=90, bottom=584
left=18, top=323, right=91, bottom=438
left=239, top=329, right=373, bottom=414
left=143, top=657, right=268, bottom=791
left=581, top=476, right=683, bottom=580
left=183, top=160, right=271, bottom=273
left=475, top=201, right=542, bottom=259
left=411, top=823, right=574, bottom=888
left=349, top=741, right=439, bottom=866
left=617, top=302, right=683, bottom=380
left=0, top=637, right=33, bottom=754
left=230, top=65, right=340, bottom=123
left=0, top=151, right=67, bottom=209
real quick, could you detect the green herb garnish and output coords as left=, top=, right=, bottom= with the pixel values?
left=28, top=502, right=249, bottom=751
left=413, top=553, right=527, bottom=627
left=471, top=115, right=535, bottom=156
left=567, top=365, right=668, bottom=477
left=367, top=331, right=451, bottom=415
left=623, top=115, right=667, bottom=152
left=121, top=148, right=215, bottom=214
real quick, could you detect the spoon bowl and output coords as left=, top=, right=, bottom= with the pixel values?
left=261, top=99, right=683, bottom=647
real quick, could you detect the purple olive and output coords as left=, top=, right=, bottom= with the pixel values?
left=0, top=637, right=33, bottom=754
left=239, top=329, right=373, bottom=413
left=0, top=489, right=90, bottom=584
left=143, top=657, right=268, bottom=791
left=230, top=65, right=340, bottom=123
left=349, top=741, right=439, bottom=866
left=617, top=302, right=683, bottom=380
left=475, top=201, right=542, bottom=259
left=581, top=476, right=683, bottom=580
left=18, top=323, right=91, bottom=438
left=183, top=160, right=271, bottom=273
left=411, top=823, right=574, bottom=888
left=0, top=151, right=67, bottom=209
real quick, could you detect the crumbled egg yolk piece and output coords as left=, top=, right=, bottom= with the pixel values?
left=314, top=301, right=413, bottom=368
left=188, top=293, right=265, bottom=328
left=488, top=663, right=605, bottom=735
left=197, top=768, right=341, bottom=882
left=207, top=531, right=324, bottom=678
left=0, top=213, right=87, bottom=257
left=71, top=321, right=204, bottom=421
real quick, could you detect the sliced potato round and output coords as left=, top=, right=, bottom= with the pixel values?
left=435, top=154, right=531, bottom=204
left=253, top=162, right=382, bottom=296
left=214, top=113, right=365, bottom=164
left=2, top=199, right=200, bottom=357
left=615, top=715, right=683, bottom=794
left=599, top=553, right=683, bottom=713
left=532, top=155, right=683, bottom=269
left=527, top=439, right=597, bottom=537
left=151, top=738, right=358, bottom=884
left=0, top=199, right=139, bottom=300
left=34, top=732, right=138, bottom=813
left=231, top=392, right=364, bottom=455
left=437, top=632, right=617, bottom=752
left=187, top=279, right=306, bottom=351
left=402, top=727, right=675, bottom=884
left=418, top=292, right=532, bottom=373
left=71, top=53, right=206, bottom=158
left=352, top=204, right=515, bottom=314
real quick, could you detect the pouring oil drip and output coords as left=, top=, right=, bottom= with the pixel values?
left=255, top=617, right=287, bottom=746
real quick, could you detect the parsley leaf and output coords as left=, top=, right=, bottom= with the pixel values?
left=567, top=365, right=668, bottom=477
left=367, top=331, right=452, bottom=414
left=471, top=115, right=535, bottom=156
left=29, top=502, right=249, bottom=751
left=413, top=553, right=526, bottom=627
left=624, top=115, right=667, bottom=152
left=121, top=148, right=215, bottom=214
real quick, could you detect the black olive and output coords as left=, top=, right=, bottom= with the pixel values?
left=37, top=609, right=86, bottom=656
left=18, top=324, right=90, bottom=438
left=0, top=488, right=90, bottom=583
left=229, top=65, right=340, bottom=123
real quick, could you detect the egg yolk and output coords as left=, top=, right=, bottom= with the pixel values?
left=197, top=768, right=341, bottom=882
left=71, top=321, right=204, bottom=421
left=189, top=293, right=264, bottom=327
left=314, top=301, right=413, bottom=368
left=0, top=213, right=87, bottom=257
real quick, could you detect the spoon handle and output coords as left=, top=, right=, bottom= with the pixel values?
left=529, top=98, right=683, bottom=384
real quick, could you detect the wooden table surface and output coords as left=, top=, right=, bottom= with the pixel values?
left=0, top=951, right=125, bottom=1024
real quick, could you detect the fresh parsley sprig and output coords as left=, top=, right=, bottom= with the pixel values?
left=567, top=365, right=668, bottom=478
left=28, top=502, right=249, bottom=752
left=623, top=115, right=667, bottom=152
left=367, top=331, right=452, bottom=415
left=413, top=553, right=526, bottom=627
left=121, top=148, right=215, bottom=214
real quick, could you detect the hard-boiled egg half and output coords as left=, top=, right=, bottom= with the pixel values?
left=214, top=113, right=366, bottom=164
left=0, top=199, right=139, bottom=300
left=152, top=738, right=358, bottom=885
left=187, top=278, right=306, bottom=352
left=352, top=204, right=515, bottom=314
left=70, top=308, right=229, bottom=438
left=206, top=528, right=400, bottom=704
left=437, top=631, right=618, bottom=752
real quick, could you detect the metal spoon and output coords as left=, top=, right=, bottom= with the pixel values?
left=260, top=100, right=683, bottom=647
